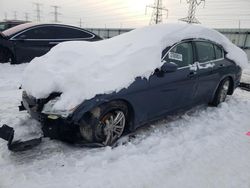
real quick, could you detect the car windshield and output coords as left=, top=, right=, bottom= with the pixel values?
left=2, top=23, right=37, bottom=36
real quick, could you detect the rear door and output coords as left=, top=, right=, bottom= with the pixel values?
left=146, top=41, right=198, bottom=120
left=194, top=41, right=222, bottom=103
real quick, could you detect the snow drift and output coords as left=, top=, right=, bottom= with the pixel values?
left=22, top=23, right=248, bottom=110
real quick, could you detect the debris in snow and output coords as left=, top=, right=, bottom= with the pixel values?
left=22, top=23, right=249, bottom=111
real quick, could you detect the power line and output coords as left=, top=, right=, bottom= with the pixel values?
left=146, top=0, right=169, bottom=25
left=51, top=5, right=61, bottom=23
left=33, top=2, right=42, bottom=22
left=179, top=0, right=205, bottom=24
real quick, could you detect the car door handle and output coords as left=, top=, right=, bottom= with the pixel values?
left=188, top=71, right=197, bottom=78
left=49, top=42, right=60, bottom=45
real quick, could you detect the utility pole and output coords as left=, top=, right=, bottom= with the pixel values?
left=13, top=11, right=17, bottom=20
left=24, top=12, right=29, bottom=22
left=79, top=18, right=83, bottom=28
left=33, top=2, right=42, bottom=22
left=146, top=0, right=168, bottom=25
left=51, top=5, right=61, bottom=23
left=179, top=0, right=205, bottom=24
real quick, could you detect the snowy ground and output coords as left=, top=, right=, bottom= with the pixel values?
left=0, top=63, right=250, bottom=188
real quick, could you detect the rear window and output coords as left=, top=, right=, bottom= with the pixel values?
left=195, top=41, right=216, bottom=63
left=3, top=23, right=37, bottom=36
left=53, top=26, right=94, bottom=39
left=214, top=44, right=223, bottom=59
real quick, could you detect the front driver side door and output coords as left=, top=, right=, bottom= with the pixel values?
left=146, top=41, right=198, bottom=121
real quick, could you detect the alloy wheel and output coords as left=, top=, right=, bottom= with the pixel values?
left=219, top=80, right=230, bottom=103
left=99, top=110, right=126, bottom=146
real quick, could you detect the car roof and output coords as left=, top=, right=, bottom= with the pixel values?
left=2, top=23, right=92, bottom=37
left=2, top=23, right=39, bottom=36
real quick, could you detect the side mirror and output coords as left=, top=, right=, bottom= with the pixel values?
left=161, top=61, right=178, bottom=73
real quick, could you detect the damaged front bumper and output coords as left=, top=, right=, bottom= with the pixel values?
left=19, top=92, right=80, bottom=142
left=0, top=124, right=42, bottom=152
left=0, top=91, right=105, bottom=151
left=0, top=91, right=80, bottom=151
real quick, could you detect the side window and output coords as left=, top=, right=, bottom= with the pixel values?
left=214, top=44, right=223, bottom=59
left=163, top=42, right=193, bottom=68
left=195, top=41, right=215, bottom=63
left=0, top=24, right=6, bottom=31
left=15, top=26, right=54, bottom=39
left=53, top=26, right=94, bottom=39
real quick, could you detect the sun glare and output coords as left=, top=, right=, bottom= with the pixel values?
left=126, top=0, right=154, bottom=12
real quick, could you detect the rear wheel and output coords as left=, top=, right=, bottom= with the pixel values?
left=79, top=101, right=128, bottom=146
left=211, top=78, right=230, bottom=106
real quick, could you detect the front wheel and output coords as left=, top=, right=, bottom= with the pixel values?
left=96, top=110, right=126, bottom=146
left=79, top=101, right=128, bottom=146
left=211, top=78, right=230, bottom=106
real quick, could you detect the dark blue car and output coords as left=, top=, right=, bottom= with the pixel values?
left=0, top=23, right=102, bottom=64
left=20, top=38, right=242, bottom=146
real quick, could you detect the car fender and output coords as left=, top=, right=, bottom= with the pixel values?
left=71, top=94, right=122, bottom=123
left=210, top=74, right=235, bottom=102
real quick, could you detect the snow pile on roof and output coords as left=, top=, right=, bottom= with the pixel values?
left=22, top=23, right=248, bottom=110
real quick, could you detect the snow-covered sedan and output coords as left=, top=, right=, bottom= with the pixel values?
left=19, top=23, right=247, bottom=146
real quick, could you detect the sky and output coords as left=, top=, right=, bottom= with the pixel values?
left=0, top=0, right=250, bottom=29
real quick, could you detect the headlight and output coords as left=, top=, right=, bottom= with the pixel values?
left=42, top=97, right=77, bottom=118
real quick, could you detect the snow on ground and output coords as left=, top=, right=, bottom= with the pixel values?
left=0, top=63, right=250, bottom=188
left=242, top=64, right=250, bottom=83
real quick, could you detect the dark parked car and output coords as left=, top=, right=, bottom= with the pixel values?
left=0, top=20, right=28, bottom=32
left=0, top=23, right=102, bottom=64
left=20, top=38, right=242, bottom=146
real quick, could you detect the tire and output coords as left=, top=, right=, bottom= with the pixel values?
left=211, top=78, right=230, bottom=106
left=0, top=47, right=15, bottom=64
left=79, top=101, right=128, bottom=146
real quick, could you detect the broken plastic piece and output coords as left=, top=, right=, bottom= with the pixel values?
left=0, top=124, right=42, bottom=152
left=239, top=82, right=250, bottom=92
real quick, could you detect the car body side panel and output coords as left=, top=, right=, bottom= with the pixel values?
left=146, top=67, right=198, bottom=122
left=71, top=77, right=151, bottom=129
left=13, top=40, right=54, bottom=63
left=71, top=66, right=199, bottom=131
left=195, top=61, right=221, bottom=103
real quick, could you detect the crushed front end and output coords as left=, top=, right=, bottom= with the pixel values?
left=19, top=91, right=81, bottom=143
